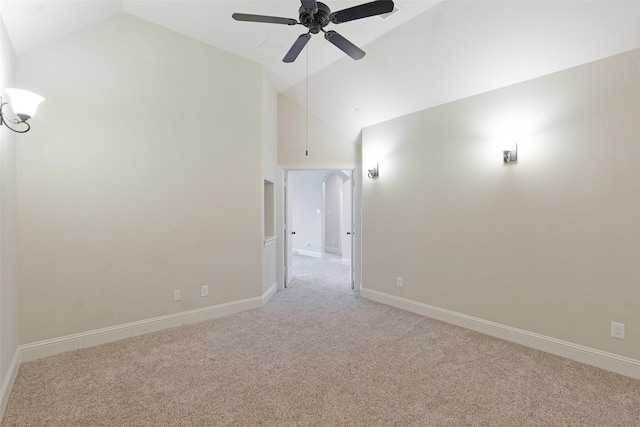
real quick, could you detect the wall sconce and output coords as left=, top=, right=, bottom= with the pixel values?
left=367, top=163, right=379, bottom=179
left=503, top=143, right=518, bottom=164
left=0, top=88, right=45, bottom=133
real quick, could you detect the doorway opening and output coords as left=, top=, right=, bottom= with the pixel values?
left=284, top=169, right=354, bottom=291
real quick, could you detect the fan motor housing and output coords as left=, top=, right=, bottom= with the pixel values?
left=299, top=2, right=331, bottom=34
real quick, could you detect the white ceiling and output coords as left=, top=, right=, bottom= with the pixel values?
left=2, top=0, right=640, bottom=140
left=0, top=0, right=438, bottom=90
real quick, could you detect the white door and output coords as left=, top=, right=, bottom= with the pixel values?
left=341, top=171, right=354, bottom=288
left=284, top=171, right=294, bottom=287
left=352, top=168, right=362, bottom=291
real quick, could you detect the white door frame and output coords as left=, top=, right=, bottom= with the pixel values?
left=280, top=165, right=362, bottom=291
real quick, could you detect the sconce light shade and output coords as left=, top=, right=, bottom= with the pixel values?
left=5, top=89, right=44, bottom=121
left=503, top=143, right=518, bottom=164
left=1, top=88, right=44, bottom=133
left=367, top=163, right=379, bottom=179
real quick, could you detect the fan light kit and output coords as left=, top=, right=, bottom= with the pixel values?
left=233, top=0, right=395, bottom=63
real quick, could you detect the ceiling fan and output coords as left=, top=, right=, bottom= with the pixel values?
left=232, top=0, right=395, bottom=63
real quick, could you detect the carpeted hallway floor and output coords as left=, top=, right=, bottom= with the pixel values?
left=2, top=255, right=639, bottom=426
left=291, top=252, right=352, bottom=290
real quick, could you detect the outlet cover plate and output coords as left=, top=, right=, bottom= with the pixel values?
left=611, top=322, right=625, bottom=339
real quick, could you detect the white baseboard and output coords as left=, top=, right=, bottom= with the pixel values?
left=262, top=282, right=278, bottom=305
left=0, top=349, right=21, bottom=421
left=293, top=249, right=321, bottom=258
left=361, top=287, right=640, bottom=380
left=19, top=296, right=263, bottom=363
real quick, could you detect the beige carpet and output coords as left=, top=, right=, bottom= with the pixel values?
left=3, top=257, right=639, bottom=426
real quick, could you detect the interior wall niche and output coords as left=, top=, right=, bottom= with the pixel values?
left=264, top=180, right=275, bottom=238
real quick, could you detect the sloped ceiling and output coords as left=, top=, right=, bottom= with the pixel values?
left=2, top=0, right=639, bottom=140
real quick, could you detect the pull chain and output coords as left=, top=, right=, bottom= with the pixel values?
left=305, top=40, right=309, bottom=157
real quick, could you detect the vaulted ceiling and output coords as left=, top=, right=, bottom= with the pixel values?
left=2, top=1, right=639, bottom=140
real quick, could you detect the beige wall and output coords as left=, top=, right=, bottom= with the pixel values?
left=0, top=15, right=18, bottom=397
left=262, top=74, right=278, bottom=184
left=362, top=50, right=640, bottom=360
left=16, top=14, right=264, bottom=344
left=278, top=94, right=359, bottom=166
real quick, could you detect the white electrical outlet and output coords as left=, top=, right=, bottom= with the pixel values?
left=173, top=290, right=181, bottom=302
left=201, top=285, right=209, bottom=297
left=396, top=277, right=403, bottom=288
left=611, top=322, right=625, bottom=339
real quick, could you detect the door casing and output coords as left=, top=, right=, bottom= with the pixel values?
left=280, top=166, right=361, bottom=290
